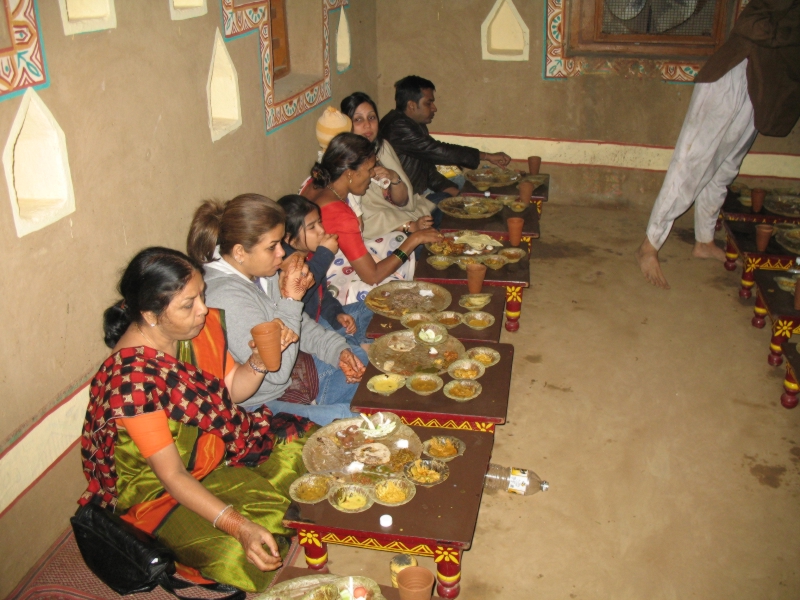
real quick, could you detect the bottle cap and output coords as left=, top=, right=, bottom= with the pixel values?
left=380, top=514, right=393, bottom=527
left=541, top=481, right=550, bottom=491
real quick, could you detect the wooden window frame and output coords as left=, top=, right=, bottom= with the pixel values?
left=270, top=0, right=290, bottom=80
left=565, top=0, right=734, bottom=60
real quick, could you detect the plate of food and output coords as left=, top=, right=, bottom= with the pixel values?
left=466, top=346, right=501, bottom=367
left=373, top=477, right=416, bottom=507
left=464, top=164, right=520, bottom=191
left=443, top=380, right=482, bottom=402
left=364, top=281, right=451, bottom=320
left=289, top=473, right=334, bottom=504
left=422, top=436, right=466, bottom=462
left=438, top=196, right=504, bottom=220
left=328, top=484, right=374, bottom=513
left=403, top=458, right=449, bottom=487
left=776, top=228, right=800, bottom=255
left=458, top=293, right=493, bottom=310
left=426, top=231, right=501, bottom=257
left=256, top=574, right=385, bottom=600
left=302, top=417, right=423, bottom=474
left=765, top=195, right=800, bottom=218
left=368, top=330, right=465, bottom=376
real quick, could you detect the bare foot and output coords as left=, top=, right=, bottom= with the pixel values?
left=636, top=238, right=670, bottom=289
left=692, top=241, right=726, bottom=262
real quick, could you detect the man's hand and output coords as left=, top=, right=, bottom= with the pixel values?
left=339, top=349, right=365, bottom=383
left=482, top=152, right=512, bottom=168
left=336, top=313, right=357, bottom=335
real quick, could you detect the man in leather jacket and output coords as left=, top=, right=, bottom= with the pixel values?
left=379, top=75, right=512, bottom=202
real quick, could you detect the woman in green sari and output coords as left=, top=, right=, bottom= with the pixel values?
left=80, top=247, right=316, bottom=592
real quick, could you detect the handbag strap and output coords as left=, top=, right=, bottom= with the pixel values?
left=158, top=572, right=246, bottom=600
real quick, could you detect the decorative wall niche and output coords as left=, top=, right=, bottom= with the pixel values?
left=207, top=28, right=242, bottom=142
left=170, top=0, right=208, bottom=21
left=58, top=0, right=117, bottom=35
left=336, top=6, right=351, bottom=72
left=3, top=89, right=75, bottom=238
left=0, top=0, right=48, bottom=102
left=481, top=0, right=529, bottom=61
left=260, top=0, right=348, bottom=134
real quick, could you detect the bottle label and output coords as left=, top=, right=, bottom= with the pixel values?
left=507, top=467, right=529, bottom=494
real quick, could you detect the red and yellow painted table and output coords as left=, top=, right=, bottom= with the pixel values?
left=721, top=188, right=800, bottom=225
left=438, top=202, right=540, bottom=243
left=751, top=270, right=800, bottom=367
left=722, top=220, right=796, bottom=299
left=351, top=342, right=513, bottom=433
left=285, top=425, right=494, bottom=599
left=366, top=283, right=506, bottom=344
left=414, top=243, right=530, bottom=332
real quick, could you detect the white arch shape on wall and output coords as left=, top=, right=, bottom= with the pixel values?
left=3, top=89, right=76, bottom=238
left=170, top=0, right=208, bottom=21
left=207, top=28, right=242, bottom=142
left=481, top=0, right=529, bottom=62
left=336, top=6, right=351, bottom=72
left=58, top=0, right=117, bottom=35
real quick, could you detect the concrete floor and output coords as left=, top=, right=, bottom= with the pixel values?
left=303, top=205, right=800, bottom=599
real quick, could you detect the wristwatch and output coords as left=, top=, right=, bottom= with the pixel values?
left=390, top=178, right=402, bottom=186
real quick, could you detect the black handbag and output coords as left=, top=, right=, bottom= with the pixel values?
left=70, top=503, right=245, bottom=599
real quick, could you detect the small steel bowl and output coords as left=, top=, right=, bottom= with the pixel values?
left=443, top=379, right=482, bottom=402
left=406, top=373, right=444, bottom=396
left=327, top=483, right=374, bottom=513
left=466, top=346, right=501, bottom=367
left=401, top=312, right=434, bottom=329
left=289, top=473, right=334, bottom=504
left=426, top=255, right=454, bottom=271
left=373, top=477, right=417, bottom=507
left=366, top=374, right=407, bottom=396
left=422, top=436, right=466, bottom=462
left=413, top=322, right=448, bottom=346
left=434, top=311, right=463, bottom=329
left=463, top=311, right=495, bottom=330
left=447, top=358, right=486, bottom=380
left=403, top=458, right=450, bottom=487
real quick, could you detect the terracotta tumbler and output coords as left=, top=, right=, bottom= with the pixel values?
left=755, top=224, right=774, bottom=252
left=397, top=566, right=434, bottom=600
left=751, top=188, right=766, bottom=213
left=507, top=217, right=524, bottom=247
left=466, top=263, right=487, bottom=294
left=250, top=321, right=282, bottom=371
left=518, top=180, right=534, bottom=204
left=794, top=281, right=800, bottom=311
left=527, top=155, right=542, bottom=175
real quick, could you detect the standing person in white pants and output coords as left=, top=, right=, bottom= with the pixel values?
left=636, top=0, right=800, bottom=289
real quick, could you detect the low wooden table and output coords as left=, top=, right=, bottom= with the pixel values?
left=272, top=566, right=401, bottom=599
left=751, top=270, right=800, bottom=366
left=352, top=342, right=514, bottom=433
left=722, top=220, right=796, bottom=298
left=460, top=173, right=550, bottom=216
left=780, top=341, right=800, bottom=409
left=438, top=203, right=540, bottom=241
left=415, top=244, right=531, bottom=332
left=721, top=189, right=800, bottom=225
left=366, top=283, right=506, bottom=343
left=285, top=425, right=495, bottom=599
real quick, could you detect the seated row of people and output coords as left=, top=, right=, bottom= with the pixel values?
left=78, top=78, right=512, bottom=593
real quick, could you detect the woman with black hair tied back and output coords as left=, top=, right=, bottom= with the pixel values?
left=80, top=246, right=315, bottom=592
left=302, top=132, right=443, bottom=304
left=340, top=91, right=436, bottom=240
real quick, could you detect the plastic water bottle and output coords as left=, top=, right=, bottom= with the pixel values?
left=484, top=463, right=549, bottom=495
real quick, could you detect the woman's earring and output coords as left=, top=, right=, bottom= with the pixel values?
left=150, top=321, right=155, bottom=327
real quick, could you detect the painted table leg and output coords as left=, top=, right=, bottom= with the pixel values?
left=781, top=367, right=799, bottom=409
left=752, top=295, right=767, bottom=328
left=724, top=236, right=738, bottom=272
left=505, top=286, right=524, bottom=332
left=768, top=328, right=789, bottom=367
left=298, top=530, right=328, bottom=571
left=434, top=546, right=462, bottom=599
left=739, top=259, right=755, bottom=299
left=715, top=218, right=722, bottom=232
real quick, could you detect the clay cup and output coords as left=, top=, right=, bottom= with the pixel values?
left=250, top=321, right=282, bottom=371
left=397, top=566, right=435, bottom=600
left=527, top=155, right=542, bottom=175
left=794, top=281, right=800, bottom=311
left=507, top=217, right=524, bottom=247
left=518, top=180, right=534, bottom=204
left=755, top=224, right=774, bottom=252
left=751, top=188, right=766, bottom=213
left=466, top=263, right=487, bottom=294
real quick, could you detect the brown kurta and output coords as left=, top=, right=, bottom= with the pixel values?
left=696, top=0, right=800, bottom=137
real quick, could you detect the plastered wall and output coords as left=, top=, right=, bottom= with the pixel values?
left=375, top=0, right=799, bottom=206
left=0, top=2, right=376, bottom=594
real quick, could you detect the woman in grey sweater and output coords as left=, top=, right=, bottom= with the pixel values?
left=187, top=194, right=367, bottom=425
